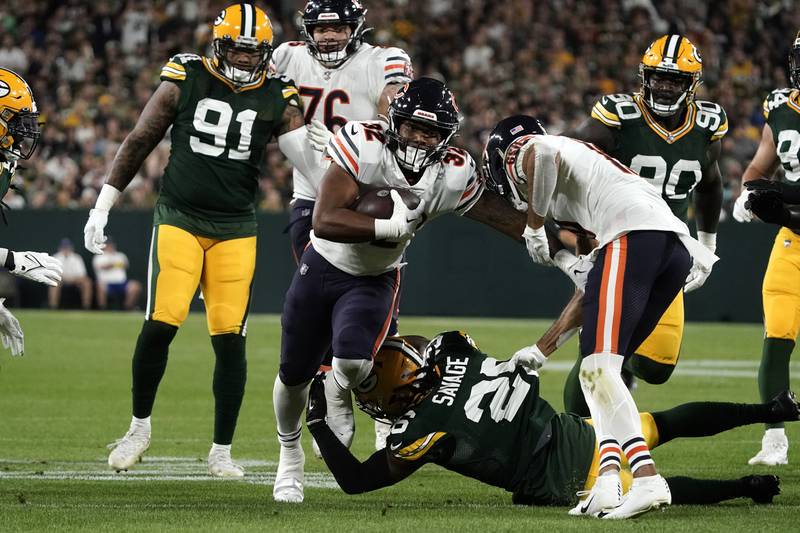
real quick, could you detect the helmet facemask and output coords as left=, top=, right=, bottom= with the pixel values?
left=0, top=109, right=40, bottom=161
left=790, top=43, right=800, bottom=89
left=303, top=20, right=367, bottom=68
left=640, top=67, right=699, bottom=117
left=213, top=37, right=273, bottom=86
left=386, top=114, right=456, bottom=174
left=481, top=141, right=528, bottom=212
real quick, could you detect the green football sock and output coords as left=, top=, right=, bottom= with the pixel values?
left=758, top=337, right=794, bottom=429
left=563, top=353, right=590, bottom=416
left=131, top=320, right=178, bottom=418
left=651, top=401, right=779, bottom=445
left=211, top=333, right=247, bottom=445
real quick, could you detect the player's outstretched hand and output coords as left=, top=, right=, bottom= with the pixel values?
left=732, top=189, right=754, bottom=223
left=0, top=298, right=24, bottom=357
left=553, top=250, right=592, bottom=291
left=746, top=190, right=790, bottom=226
left=745, top=178, right=800, bottom=204
left=684, top=260, right=712, bottom=293
left=512, top=344, right=547, bottom=371
left=11, top=251, right=63, bottom=287
left=306, top=372, right=328, bottom=428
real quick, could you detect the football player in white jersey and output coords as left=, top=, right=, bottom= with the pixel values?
left=272, top=0, right=413, bottom=452
left=481, top=115, right=717, bottom=519
left=272, top=79, right=545, bottom=503
left=0, top=68, right=63, bottom=360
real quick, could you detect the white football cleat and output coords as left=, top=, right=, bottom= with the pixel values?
left=601, top=474, right=671, bottom=519
left=374, top=420, right=392, bottom=450
left=273, top=445, right=305, bottom=503
left=208, top=447, right=245, bottom=478
left=107, top=428, right=150, bottom=472
left=568, top=473, right=622, bottom=517
left=748, top=431, right=789, bottom=466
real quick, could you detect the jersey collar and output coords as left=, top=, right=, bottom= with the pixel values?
left=634, top=94, right=696, bottom=144
left=201, top=57, right=267, bottom=92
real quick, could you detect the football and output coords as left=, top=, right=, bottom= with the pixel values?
left=353, top=187, right=421, bottom=219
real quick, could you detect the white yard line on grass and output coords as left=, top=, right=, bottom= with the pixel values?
left=542, top=359, right=800, bottom=378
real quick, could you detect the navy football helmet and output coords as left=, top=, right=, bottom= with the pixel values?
left=386, top=77, right=460, bottom=173
left=301, top=0, right=369, bottom=68
left=790, top=31, right=800, bottom=89
left=481, top=115, right=546, bottom=210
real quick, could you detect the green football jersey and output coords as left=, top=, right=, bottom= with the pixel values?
left=385, top=331, right=590, bottom=501
left=154, top=54, right=301, bottom=238
left=591, top=93, right=728, bottom=222
left=0, top=161, right=16, bottom=201
left=763, top=88, right=800, bottom=182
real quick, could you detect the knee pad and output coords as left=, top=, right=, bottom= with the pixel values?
left=332, top=357, right=373, bottom=390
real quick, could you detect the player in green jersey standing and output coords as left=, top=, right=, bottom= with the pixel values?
left=308, top=329, right=795, bottom=518
left=82, top=4, right=315, bottom=477
left=563, top=35, right=726, bottom=413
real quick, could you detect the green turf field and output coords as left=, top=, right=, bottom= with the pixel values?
left=1, top=311, right=798, bottom=531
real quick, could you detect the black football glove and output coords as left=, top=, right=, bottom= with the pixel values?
left=745, top=179, right=800, bottom=204
left=306, top=372, right=328, bottom=428
left=746, top=190, right=790, bottom=226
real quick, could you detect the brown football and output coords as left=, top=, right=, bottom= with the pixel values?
left=353, top=187, right=421, bottom=219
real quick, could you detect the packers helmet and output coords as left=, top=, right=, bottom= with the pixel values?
left=0, top=68, right=39, bottom=162
left=212, top=3, right=274, bottom=85
left=354, top=336, right=439, bottom=422
left=639, top=34, right=702, bottom=117
left=789, top=31, right=800, bottom=89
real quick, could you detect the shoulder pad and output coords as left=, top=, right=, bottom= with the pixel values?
left=326, top=121, right=385, bottom=179
left=763, top=88, right=795, bottom=119
left=694, top=100, right=728, bottom=141
left=272, top=42, right=305, bottom=70
left=267, top=72, right=300, bottom=103
left=591, top=94, right=637, bottom=128
left=379, top=46, right=413, bottom=84
left=160, top=53, right=201, bottom=82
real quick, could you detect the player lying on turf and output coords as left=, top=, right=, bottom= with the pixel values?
left=307, top=329, right=795, bottom=519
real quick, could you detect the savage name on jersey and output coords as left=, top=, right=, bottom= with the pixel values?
left=272, top=41, right=412, bottom=201
left=312, top=120, right=483, bottom=275
left=156, top=53, right=301, bottom=238
left=385, top=331, right=595, bottom=504
left=591, top=93, right=727, bottom=221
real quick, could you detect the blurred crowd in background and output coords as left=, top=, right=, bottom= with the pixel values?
left=2, top=0, right=799, bottom=218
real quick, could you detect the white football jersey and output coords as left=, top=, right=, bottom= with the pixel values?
left=272, top=41, right=413, bottom=201
left=519, top=135, right=717, bottom=267
left=311, top=120, right=484, bottom=276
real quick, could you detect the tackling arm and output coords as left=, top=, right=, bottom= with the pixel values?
left=734, top=124, right=779, bottom=223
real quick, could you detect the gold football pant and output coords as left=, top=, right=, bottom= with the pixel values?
left=634, top=291, right=684, bottom=366
left=145, top=224, right=256, bottom=335
left=583, top=413, right=659, bottom=493
left=763, top=227, right=800, bottom=340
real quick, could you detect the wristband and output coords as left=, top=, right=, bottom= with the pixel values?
left=95, top=184, right=121, bottom=211
left=374, top=218, right=393, bottom=240
left=697, top=231, right=716, bottom=252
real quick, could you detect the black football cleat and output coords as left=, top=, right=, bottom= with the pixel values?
left=767, top=390, right=800, bottom=423
left=742, top=475, right=780, bottom=504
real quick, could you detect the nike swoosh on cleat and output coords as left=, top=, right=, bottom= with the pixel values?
left=579, top=495, right=595, bottom=514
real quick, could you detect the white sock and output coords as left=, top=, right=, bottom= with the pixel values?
left=130, top=416, right=151, bottom=433
left=273, top=375, right=310, bottom=448
left=765, top=428, right=786, bottom=439
left=210, top=443, right=231, bottom=454
left=580, top=353, right=654, bottom=474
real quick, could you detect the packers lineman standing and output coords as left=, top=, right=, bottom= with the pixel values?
left=733, top=32, right=800, bottom=466
left=271, top=0, right=413, bottom=452
left=565, top=34, right=726, bottom=413
left=83, top=4, right=315, bottom=477
left=0, top=68, right=64, bottom=359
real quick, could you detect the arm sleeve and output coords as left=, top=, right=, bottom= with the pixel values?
left=308, top=421, right=403, bottom=494
left=530, top=139, right=560, bottom=218
left=278, top=126, right=327, bottom=182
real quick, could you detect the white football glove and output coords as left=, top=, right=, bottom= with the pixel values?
left=11, top=251, right=63, bottom=287
left=306, top=119, right=333, bottom=152
left=553, top=250, right=593, bottom=292
left=522, top=225, right=554, bottom=266
left=0, top=298, right=24, bottom=357
left=733, top=189, right=754, bottom=223
left=84, top=208, right=109, bottom=254
left=684, top=231, right=716, bottom=293
left=373, top=190, right=426, bottom=242
left=512, top=344, right=547, bottom=371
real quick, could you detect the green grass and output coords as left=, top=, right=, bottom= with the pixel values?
left=0, top=311, right=798, bottom=531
